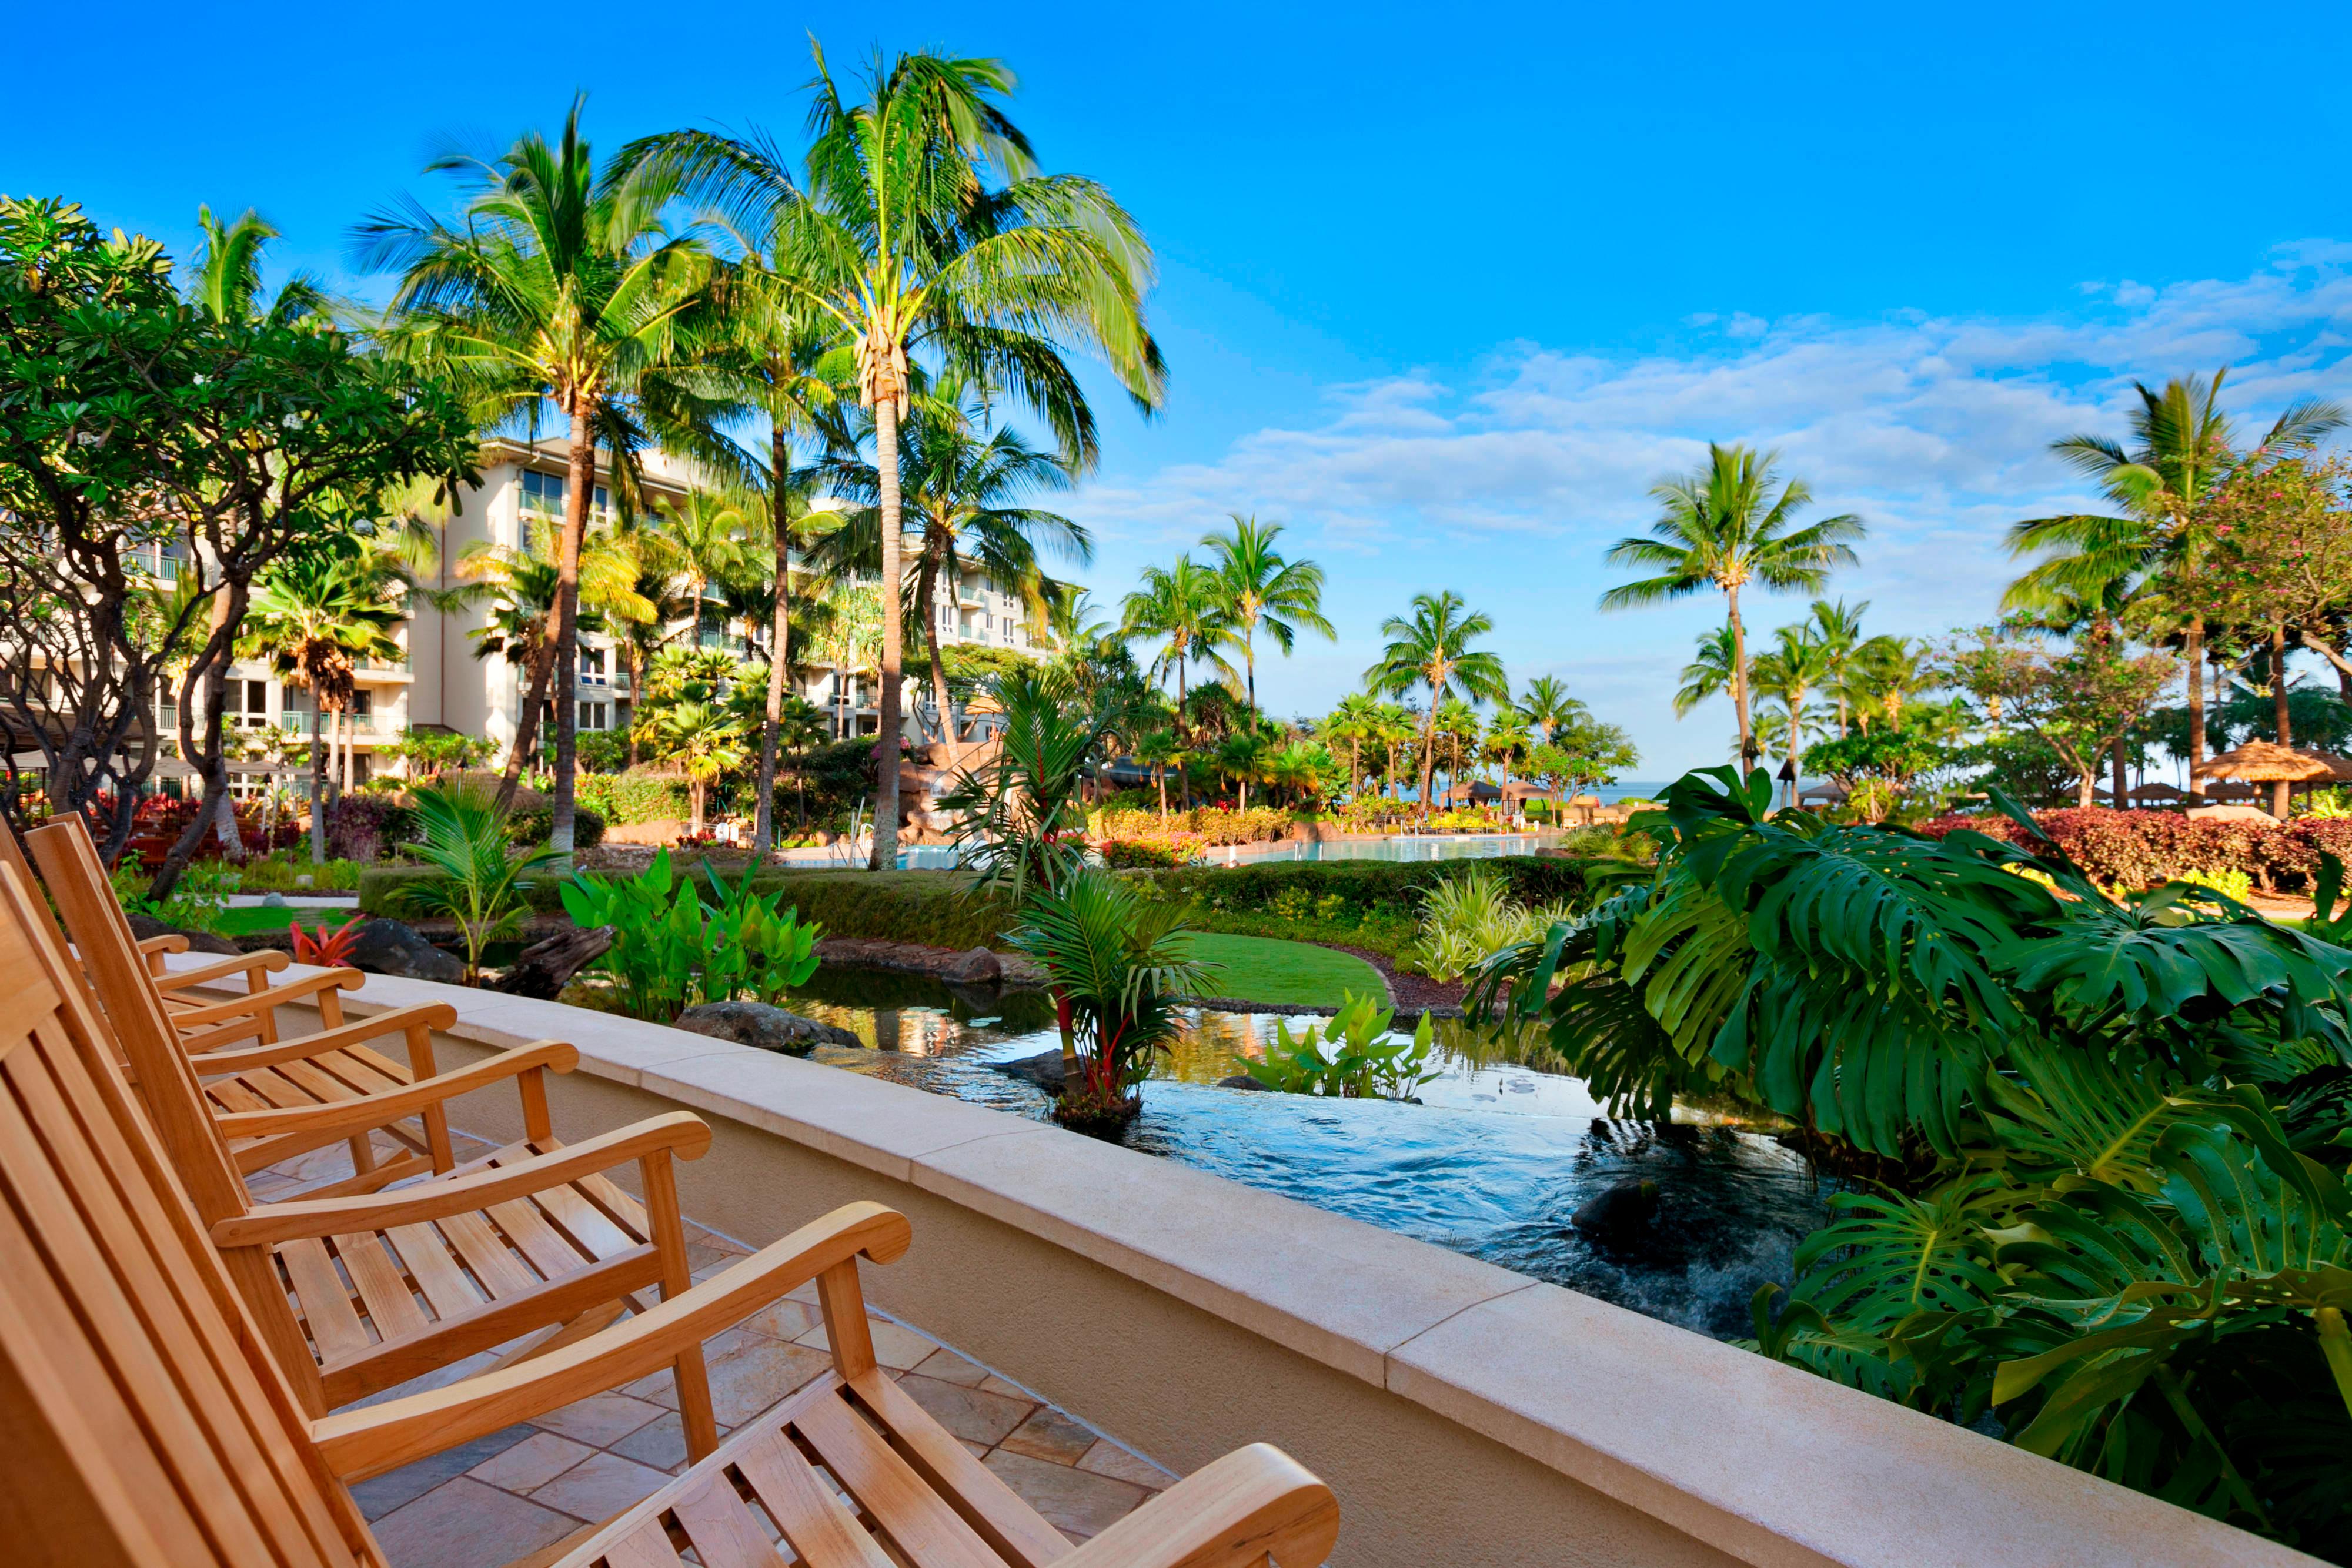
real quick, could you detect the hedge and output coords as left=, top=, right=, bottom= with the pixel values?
left=575, top=771, right=687, bottom=826
left=1123, top=855, right=1593, bottom=919
left=1916, top=807, right=2352, bottom=892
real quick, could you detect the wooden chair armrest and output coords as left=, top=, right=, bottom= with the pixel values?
left=210, top=1112, right=711, bottom=1245
left=169, top=965, right=367, bottom=1026
left=311, top=1201, right=913, bottom=1480
left=209, top=1039, right=578, bottom=1141
left=136, top=934, right=190, bottom=956
left=152, top=949, right=290, bottom=990
left=185, top=1002, right=457, bottom=1074
left=1055, top=1445, right=1339, bottom=1568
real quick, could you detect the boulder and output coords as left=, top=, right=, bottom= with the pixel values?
left=126, top=912, right=239, bottom=957
left=490, top=924, right=616, bottom=1000
left=1571, top=1179, right=1661, bottom=1243
left=673, top=1001, right=859, bottom=1057
left=987, top=1048, right=1067, bottom=1092
left=937, top=946, right=1002, bottom=985
left=348, top=918, right=467, bottom=984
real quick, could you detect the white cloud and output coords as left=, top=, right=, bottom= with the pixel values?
left=1066, top=252, right=2352, bottom=775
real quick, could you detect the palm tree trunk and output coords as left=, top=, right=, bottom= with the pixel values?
left=920, top=559, right=954, bottom=751
left=308, top=704, right=325, bottom=865
left=869, top=396, right=904, bottom=871
left=1244, top=627, right=1256, bottom=713
left=753, top=429, right=791, bottom=857
left=1726, top=586, right=1753, bottom=771
left=547, top=405, right=592, bottom=858
left=499, top=641, right=558, bottom=810
left=2274, top=620, right=2294, bottom=818
left=1416, top=690, right=1439, bottom=827
left=1175, top=653, right=1191, bottom=811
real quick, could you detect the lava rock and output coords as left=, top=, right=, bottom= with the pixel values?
left=987, top=1048, right=1067, bottom=1092
left=490, top=924, right=616, bottom=999
left=937, top=946, right=1003, bottom=985
left=126, top=912, right=240, bottom=957
left=1215, top=1074, right=1273, bottom=1092
left=1571, top=1179, right=1661, bottom=1242
left=348, top=918, right=467, bottom=984
left=673, top=1001, right=859, bottom=1057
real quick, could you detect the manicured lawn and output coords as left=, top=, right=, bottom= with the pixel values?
left=1180, top=932, right=1386, bottom=1008
left=211, top=905, right=360, bottom=938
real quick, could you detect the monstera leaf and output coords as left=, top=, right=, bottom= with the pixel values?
left=1980, top=1039, right=2242, bottom=1192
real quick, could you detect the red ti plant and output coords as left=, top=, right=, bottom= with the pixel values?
left=290, top=914, right=366, bottom=968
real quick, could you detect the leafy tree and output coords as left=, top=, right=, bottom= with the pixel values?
left=1944, top=623, right=2177, bottom=808
left=774, top=45, right=1165, bottom=869
left=0, top=196, right=473, bottom=884
left=1200, top=514, right=1332, bottom=711
left=1800, top=725, right=1953, bottom=821
left=359, top=98, right=717, bottom=852
left=1604, top=444, right=1862, bottom=766
left=1365, top=591, right=1509, bottom=824
left=1550, top=713, right=1639, bottom=792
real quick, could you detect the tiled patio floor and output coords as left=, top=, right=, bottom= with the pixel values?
left=262, top=1134, right=1174, bottom=1568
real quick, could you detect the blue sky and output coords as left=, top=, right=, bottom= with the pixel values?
left=12, top=2, right=2352, bottom=773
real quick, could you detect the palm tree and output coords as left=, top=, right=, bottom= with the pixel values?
left=239, top=555, right=405, bottom=862
left=1602, top=444, right=1863, bottom=768
left=1748, top=624, right=1835, bottom=801
left=1199, top=515, right=1332, bottom=710
left=654, top=491, right=752, bottom=646
left=1121, top=556, right=1236, bottom=803
left=823, top=380, right=1087, bottom=749
left=1365, top=591, right=1509, bottom=824
left=1135, top=728, right=1180, bottom=819
left=1320, top=692, right=1381, bottom=800
left=1806, top=597, right=1870, bottom=735
left=1216, top=730, right=1272, bottom=811
left=1482, top=711, right=1531, bottom=784
left=772, top=46, right=1165, bottom=870
left=2005, top=369, right=2345, bottom=800
left=187, top=205, right=326, bottom=328
left=816, top=581, right=884, bottom=738
left=1673, top=624, right=1739, bottom=718
left=358, top=96, right=716, bottom=852
left=1840, top=635, right=1933, bottom=734
left=651, top=700, right=750, bottom=835
left=453, top=523, right=651, bottom=768
left=1512, top=675, right=1586, bottom=745
left=1372, top=702, right=1416, bottom=805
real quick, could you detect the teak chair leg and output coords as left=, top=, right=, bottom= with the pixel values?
left=644, top=1151, right=719, bottom=1460
left=348, top=1132, right=377, bottom=1177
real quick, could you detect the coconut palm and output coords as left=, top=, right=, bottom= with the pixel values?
left=1121, top=555, right=1237, bottom=798
left=1198, top=515, right=1332, bottom=710
left=1806, top=597, right=1870, bottom=735
left=1673, top=624, right=1739, bottom=719
left=1749, top=625, right=1836, bottom=801
left=1216, top=730, right=1272, bottom=811
left=358, top=96, right=718, bottom=851
left=1135, top=728, right=1181, bottom=819
left=240, top=555, right=407, bottom=863
left=1840, top=635, right=1934, bottom=734
left=1512, top=675, right=1586, bottom=745
left=1603, top=444, right=1863, bottom=768
left=1434, top=698, right=1484, bottom=804
left=653, top=490, right=753, bottom=646
left=1482, top=712, right=1532, bottom=783
left=650, top=699, right=749, bottom=834
left=454, top=523, right=652, bottom=764
left=186, top=205, right=327, bottom=328
left=767, top=46, right=1165, bottom=869
left=1372, top=702, right=1417, bottom=804
left=822, top=379, right=1087, bottom=747
left=816, top=581, right=885, bottom=738
left=1365, top=591, right=1509, bottom=824
left=2005, top=369, right=2346, bottom=797
left=1320, top=691, right=1382, bottom=800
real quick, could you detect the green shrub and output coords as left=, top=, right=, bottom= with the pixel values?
left=576, top=770, right=687, bottom=825
left=1269, top=885, right=1314, bottom=922
left=559, top=851, right=821, bottom=1021
left=1408, top=869, right=1575, bottom=981
left=236, top=854, right=368, bottom=892
left=360, top=864, right=570, bottom=915
left=507, top=805, right=608, bottom=849
left=740, top=869, right=1010, bottom=950
left=1126, top=855, right=1590, bottom=920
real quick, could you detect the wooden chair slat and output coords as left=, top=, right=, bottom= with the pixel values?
left=437, top=1206, right=546, bottom=1298
left=279, top=1239, right=374, bottom=1362
left=677, top=1451, right=831, bottom=1567
left=332, top=1231, right=432, bottom=1343
left=387, top=1222, right=489, bottom=1319
left=845, top=1370, right=1071, bottom=1568
left=489, top=1193, right=599, bottom=1281
left=526, top=1164, right=650, bottom=1256
left=206, top=1075, right=279, bottom=1115
left=595, top=1523, right=694, bottom=1568
left=790, top=1394, right=1009, bottom=1568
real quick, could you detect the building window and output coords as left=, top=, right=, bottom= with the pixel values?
left=579, top=701, right=609, bottom=731
left=580, top=646, right=607, bottom=679
left=522, top=469, right=563, bottom=514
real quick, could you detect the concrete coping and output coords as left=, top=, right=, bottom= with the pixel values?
left=169, top=952, right=2315, bottom=1567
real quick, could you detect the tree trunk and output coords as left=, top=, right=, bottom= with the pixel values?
left=1175, top=651, right=1191, bottom=810
left=689, top=781, right=706, bottom=837
left=2274, top=620, right=2294, bottom=818
left=2184, top=620, right=2207, bottom=804
left=1416, top=684, right=1439, bottom=826
left=2077, top=767, right=2097, bottom=810
left=753, top=427, right=792, bottom=857
left=547, top=406, right=593, bottom=858
left=868, top=395, right=904, bottom=871
left=920, top=557, right=954, bottom=752
left=1726, top=585, right=1753, bottom=771
left=2112, top=737, right=2128, bottom=812
left=308, top=703, right=325, bottom=864
left=497, top=640, right=557, bottom=810
left=1244, top=628, right=1257, bottom=713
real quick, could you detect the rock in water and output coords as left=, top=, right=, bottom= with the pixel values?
left=348, top=918, right=467, bottom=984
left=937, top=947, right=1003, bottom=985
left=987, top=1048, right=1067, bottom=1092
left=674, top=1001, right=860, bottom=1057
left=1215, top=1074, right=1273, bottom=1092
left=1571, top=1179, right=1661, bottom=1243
left=491, top=925, right=616, bottom=999
left=126, top=912, right=240, bottom=957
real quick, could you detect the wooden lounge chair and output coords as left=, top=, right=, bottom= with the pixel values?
left=0, top=857, right=1342, bottom=1567
left=26, top=811, right=483, bottom=1199
left=16, top=825, right=724, bottom=1445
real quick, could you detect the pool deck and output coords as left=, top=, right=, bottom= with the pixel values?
left=252, top=1134, right=1174, bottom=1568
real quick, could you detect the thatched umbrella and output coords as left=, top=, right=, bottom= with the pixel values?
left=2129, top=781, right=2184, bottom=804
left=2191, top=740, right=2334, bottom=816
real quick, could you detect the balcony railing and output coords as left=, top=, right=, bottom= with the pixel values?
left=279, top=713, right=399, bottom=740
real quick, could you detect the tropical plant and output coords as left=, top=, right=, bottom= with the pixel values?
left=1603, top=444, right=1863, bottom=766
left=652, top=489, right=752, bottom=643
left=648, top=699, right=750, bottom=834
left=1411, top=868, right=1575, bottom=981
left=1364, top=591, right=1510, bottom=824
left=1122, top=554, right=1237, bottom=747
left=1240, top=992, right=1440, bottom=1100
left=390, top=784, right=563, bottom=979
left=1673, top=624, right=1739, bottom=718
left=560, top=850, right=822, bottom=1020
left=1749, top=624, right=1836, bottom=798
left=1003, top=867, right=1214, bottom=1126
left=1514, top=674, right=1587, bottom=745
left=1319, top=692, right=1382, bottom=800
left=934, top=665, right=1113, bottom=905
left=360, top=97, right=720, bottom=849
left=769, top=45, right=1165, bottom=868
left=1199, top=514, right=1332, bottom=710
left=1807, top=597, right=1871, bottom=735
left=288, top=915, right=365, bottom=967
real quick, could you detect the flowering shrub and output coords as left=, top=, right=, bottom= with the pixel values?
left=1916, top=807, right=2352, bottom=892
left=1100, top=838, right=1195, bottom=869
left=1090, top=804, right=1290, bottom=865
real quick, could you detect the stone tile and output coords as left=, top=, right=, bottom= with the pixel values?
left=960, top=1438, right=991, bottom=1459
left=1077, top=1440, right=1177, bottom=1491
left=529, top=1390, right=663, bottom=1447
left=737, top=1296, right=821, bottom=1340
left=632, top=1334, right=832, bottom=1426
left=979, top=1375, right=1031, bottom=1399
left=910, top=1348, right=992, bottom=1387
left=610, top=1409, right=731, bottom=1473
left=466, top=1431, right=594, bottom=1492
left=350, top=1424, right=535, bottom=1520
left=998, top=1405, right=1098, bottom=1466
left=793, top=1315, right=937, bottom=1370
left=983, top=1450, right=1148, bottom=1539
left=531, top=1451, right=673, bottom=1522
left=893, top=1373, right=1035, bottom=1446
left=373, top=1478, right=581, bottom=1568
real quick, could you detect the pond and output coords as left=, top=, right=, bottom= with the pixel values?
left=766, top=965, right=1829, bottom=1340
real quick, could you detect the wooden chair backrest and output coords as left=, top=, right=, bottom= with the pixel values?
left=26, top=814, right=251, bottom=1229
left=0, top=861, right=378, bottom=1568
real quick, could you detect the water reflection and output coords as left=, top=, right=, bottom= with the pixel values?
left=766, top=969, right=1829, bottom=1339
